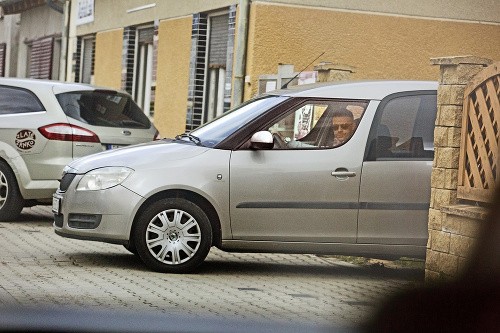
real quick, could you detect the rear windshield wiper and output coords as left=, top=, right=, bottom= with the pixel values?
left=174, top=133, right=202, bottom=146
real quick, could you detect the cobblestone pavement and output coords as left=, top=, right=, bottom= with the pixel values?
left=0, top=206, right=424, bottom=328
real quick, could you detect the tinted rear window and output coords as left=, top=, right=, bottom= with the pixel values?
left=0, top=85, right=45, bottom=115
left=56, top=91, right=151, bottom=128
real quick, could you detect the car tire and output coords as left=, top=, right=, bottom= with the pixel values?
left=134, top=198, right=212, bottom=273
left=0, top=161, right=24, bottom=221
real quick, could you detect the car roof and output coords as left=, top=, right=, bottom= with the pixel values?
left=267, top=80, right=438, bottom=100
left=0, top=77, right=121, bottom=94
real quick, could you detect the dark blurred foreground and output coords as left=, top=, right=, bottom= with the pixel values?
left=0, top=305, right=353, bottom=333
left=365, top=187, right=500, bottom=333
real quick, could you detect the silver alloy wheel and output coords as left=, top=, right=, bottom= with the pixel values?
left=145, top=209, right=202, bottom=265
left=0, top=170, right=8, bottom=210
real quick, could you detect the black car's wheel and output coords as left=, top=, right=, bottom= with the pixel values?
left=134, top=198, right=212, bottom=273
left=0, top=161, right=24, bottom=222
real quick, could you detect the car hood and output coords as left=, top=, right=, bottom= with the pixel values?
left=67, top=140, right=211, bottom=174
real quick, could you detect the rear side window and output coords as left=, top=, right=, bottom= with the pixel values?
left=56, top=91, right=151, bottom=128
left=0, top=86, right=45, bottom=115
left=366, top=93, right=437, bottom=160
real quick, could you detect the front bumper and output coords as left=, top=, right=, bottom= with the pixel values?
left=53, top=177, right=144, bottom=244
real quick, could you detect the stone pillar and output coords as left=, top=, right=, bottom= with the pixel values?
left=426, top=56, right=493, bottom=281
left=314, top=62, right=356, bottom=82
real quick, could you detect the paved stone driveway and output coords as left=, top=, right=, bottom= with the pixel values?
left=0, top=206, right=423, bottom=328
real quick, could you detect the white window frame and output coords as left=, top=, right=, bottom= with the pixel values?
left=79, top=36, right=94, bottom=84
left=132, top=24, right=155, bottom=119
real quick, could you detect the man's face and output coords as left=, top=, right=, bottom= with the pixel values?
left=332, top=116, right=355, bottom=142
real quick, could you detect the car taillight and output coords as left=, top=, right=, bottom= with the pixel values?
left=154, top=130, right=162, bottom=140
left=38, top=123, right=100, bottom=143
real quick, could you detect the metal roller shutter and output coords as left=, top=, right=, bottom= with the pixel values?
left=138, top=27, right=154, bottom=43
left=209, top=14, right=229, bottom=67
left=29, top=36, right=54, bottom=79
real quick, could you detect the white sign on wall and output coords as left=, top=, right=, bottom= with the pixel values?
left=76, top=0, right=94, bottom=25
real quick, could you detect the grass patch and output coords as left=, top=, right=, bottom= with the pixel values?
left=392, top=257, right=425, bottom=269
left=332, top=255, right=425, bottom=270
left=332, top=255, right=369, bottom=266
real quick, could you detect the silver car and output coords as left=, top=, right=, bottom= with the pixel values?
left=53, top=81, right=437, bottom=273
left=0, top=78, right=159, bottom=221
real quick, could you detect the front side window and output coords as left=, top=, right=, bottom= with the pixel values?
left=56, top=91, right=151, bottom=128
left=0, top=86, right=45, bottom=115
left=266, top=100, right=368, bottom=149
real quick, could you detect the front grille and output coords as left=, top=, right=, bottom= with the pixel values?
left=59, top=173, right=76, bottom=192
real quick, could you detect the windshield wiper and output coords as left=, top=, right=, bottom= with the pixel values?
left=174, top=133, right=202, bottom=146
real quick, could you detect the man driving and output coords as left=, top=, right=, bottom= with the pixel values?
left=331, top=108, right=356, bottom=146
left=273, top=106, right=358, bottom=149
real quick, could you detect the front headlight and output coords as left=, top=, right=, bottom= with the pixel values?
left=76, top=167, right=134, bottom=191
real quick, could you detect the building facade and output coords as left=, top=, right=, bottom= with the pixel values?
left=1, top=0, right=500, bottom=138
left=0, top=0, right=65, bottom=80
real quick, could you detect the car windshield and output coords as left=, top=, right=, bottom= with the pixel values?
left=187, top=95, right=288, bottom=147
left=56, top=90, right=151, bottom=129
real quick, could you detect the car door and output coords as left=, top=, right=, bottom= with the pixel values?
left=229, top=99, right=370, bottom=243
left=358, top=92, right=437, bottom=246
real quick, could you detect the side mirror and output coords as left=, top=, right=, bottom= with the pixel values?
left=250, top=131, right=274, bottom=150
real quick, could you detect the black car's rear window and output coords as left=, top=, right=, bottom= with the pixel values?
left=56, top=90, right=151, bottom=129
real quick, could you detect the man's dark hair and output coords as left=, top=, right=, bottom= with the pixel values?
left=332, top=108, right=354, bottom=120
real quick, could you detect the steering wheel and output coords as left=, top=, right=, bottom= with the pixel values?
left=272, top=133, right=287, bottom=149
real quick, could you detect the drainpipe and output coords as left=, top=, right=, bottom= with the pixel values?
left=59, top=0, right=70, bottom=81
left=231, top=0, right=249, bottom=108
left=47, top=0, right=69, bottom=81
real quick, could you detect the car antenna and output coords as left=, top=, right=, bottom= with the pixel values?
left=280, top=51, right=325, bottom=89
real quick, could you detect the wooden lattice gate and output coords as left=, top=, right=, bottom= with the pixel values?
left=458, top=62, right=500, bottom=203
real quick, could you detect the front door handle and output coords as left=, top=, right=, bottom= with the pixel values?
left=331, top=171, right=356, bottom=177
left=331, top=168, right=356, bottom=180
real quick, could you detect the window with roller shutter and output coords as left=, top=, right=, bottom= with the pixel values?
left=28, top=36, right=54, bottom=80
left=185, top=6, right=236, bottom=131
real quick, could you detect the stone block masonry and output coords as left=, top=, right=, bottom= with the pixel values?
left=426, top=56, right=492, bottom=281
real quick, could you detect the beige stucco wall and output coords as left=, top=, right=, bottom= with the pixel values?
left=154, top=17, right=193, bottom=138
left=75, top=0, right=236, bottom=36
left=244, top=3, right=500, bottom=100
left=75, top=0, right=500, bottom=35
left=93, top=29, right=123, bottom=89
left=264, top=0, right=500, bottom=24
